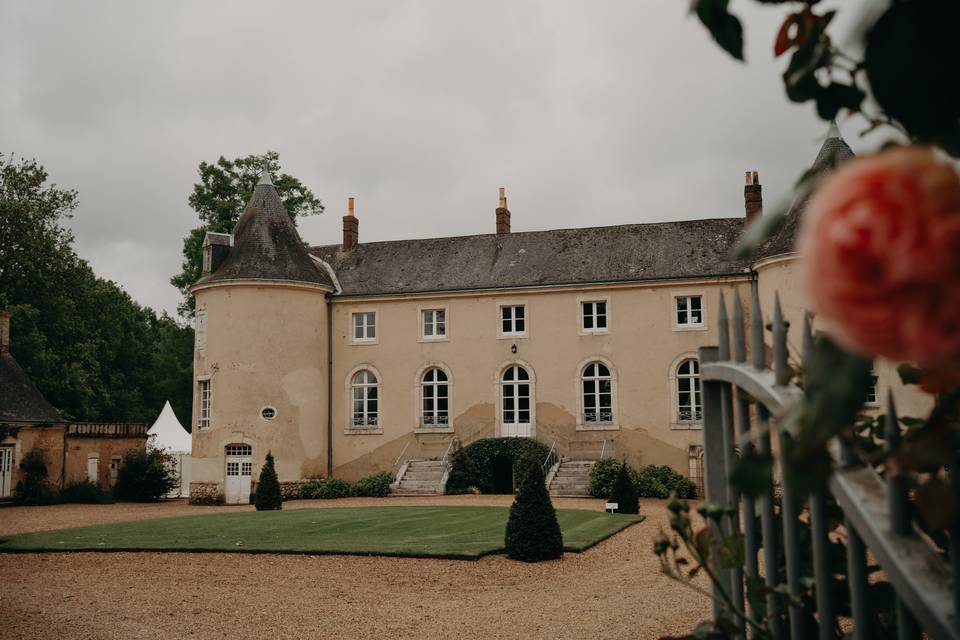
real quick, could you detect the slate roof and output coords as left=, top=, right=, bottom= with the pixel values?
left=311, top=218, right=750, bottom=297
left=757, top=127, right=855, bottom=259
left=194, top=171, right=335, bottom=289
left=0, top=352, right=63, bottom=424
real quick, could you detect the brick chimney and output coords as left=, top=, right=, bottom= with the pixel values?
left=342, top=197, right=359, bottom=252
left=744, top=171, right=762, bottom=224
left=0, top=309, right=11, bottom=354
left=496, top=187, right=510, bottom=235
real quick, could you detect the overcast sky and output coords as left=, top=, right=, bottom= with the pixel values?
left=1, top=1, right=873, bottom=318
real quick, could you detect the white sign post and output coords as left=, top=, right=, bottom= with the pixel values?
left=605, top=502, right=618, bottom=513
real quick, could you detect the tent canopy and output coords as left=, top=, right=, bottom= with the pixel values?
left=147, top=401, right=191, bottom=453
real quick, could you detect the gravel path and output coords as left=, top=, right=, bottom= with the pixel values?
left=0, top=496, right=710, bottom=639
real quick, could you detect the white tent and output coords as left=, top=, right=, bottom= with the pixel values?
left=147, top=401, right=192, bottom=497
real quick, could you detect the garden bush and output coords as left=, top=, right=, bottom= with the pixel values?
left=254, top=451, right=282, bottom=511
left=641, top=465, right=698, bottom=499
left=504, top=454, right=563, bottom=562
left=114, top=448, right=178, bottom=502
left=352, top=471, right=393, bottom=497
left=300, top=479, right=324, bottom=499
left=317, top=477, right=352, bottom=499
left=589, top=459, right=697, bottom=500
left=14, top=448, right=58, bottom=505
left=608, top=461, right=639, bottom=514
left=59, top=480, right=113, bottom=504
left=446, top=437, right=551, bottom=494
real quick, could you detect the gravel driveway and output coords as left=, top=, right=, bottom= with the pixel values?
left=0, top=496, right=710, bottom=639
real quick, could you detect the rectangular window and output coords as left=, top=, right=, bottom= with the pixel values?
left=676, top=295, right=704, bottom=327
left=866, top=372, right=879, bottom=405
left=422, top=309, right=446, bottom=339
left=581, top=301, right=608, bottom=332
left=500, top=305, right=526, bottom=335
left=198, top=379, right=211, bottom=430
left=195, top=308, right=206, bottom=353
left=352, top=312, right=376, bottom=342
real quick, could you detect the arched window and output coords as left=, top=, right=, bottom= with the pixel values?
left=351, top=370, right=379, bottom=428
left=500, top=365, right=532, bottom=437
left=677, top=359, right=702, bottom=423
left=421, top=368, right=449, bottom=427
left=582, top=362, right=613, bottom=424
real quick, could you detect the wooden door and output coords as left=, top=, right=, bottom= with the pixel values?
left=224, top=445, right=253, bottom=504
left=0, top=447, right=13, bottom=498
left=87, top=455, right=99, bottom=484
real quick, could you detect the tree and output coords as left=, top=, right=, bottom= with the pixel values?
left=504, top=455, right=563, bottom=562
left=0, top=154, right=195, bottom=425
left=255, top=451, right=282, bottom=511
left=170, top=151, right=324, bottom=316
left=14, top=448, right=58, bottom=505
left=608, top=461, right=639, bottom=515
left=114, top=449, right=178, bottom=502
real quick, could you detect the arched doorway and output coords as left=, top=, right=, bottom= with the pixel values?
left=490, top=456, right=514, bottom=494
left=224, top=444, right=253, bottom=504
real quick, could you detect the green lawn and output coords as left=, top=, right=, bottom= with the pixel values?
left=0, top=506, right=643, bottom=559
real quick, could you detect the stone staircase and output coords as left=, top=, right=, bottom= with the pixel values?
left=391, top=460, right=446, bottom=495
left=548, top=460, right=594, bottom=498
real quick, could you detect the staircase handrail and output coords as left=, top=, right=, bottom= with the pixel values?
left=541, top=440, right=559, bottom=477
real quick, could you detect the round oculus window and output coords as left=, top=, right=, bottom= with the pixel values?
left=260, top=406, right=277, bottom=421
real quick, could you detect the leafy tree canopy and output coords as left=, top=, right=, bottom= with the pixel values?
left=0, top=154, right=193, bottom=426
left=170, top=151, right=324, bottom=316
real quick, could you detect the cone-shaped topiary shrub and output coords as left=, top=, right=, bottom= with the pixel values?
left=255, top=451, right=282, bottom=511
left=608, top=461, right=639, bottom=514
left=504, top=454, right=563, bottom=562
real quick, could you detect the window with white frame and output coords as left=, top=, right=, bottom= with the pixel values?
left=500, top=365, right=532, bottom=436
left=581, top=301, right=608, bottom=332
left=677, top=359, right=702, bottom=423
left=352, top=312, right=376, bottom=342
left=421, top=368, right=449, bottom=427
left=351, top=370, right=379, bottom=428
left=675, top=295, right=704, bottom=327
left=501, top=305, right=526, bottom=335
left=582, top=362, right=613, bottom=424
left=422, top=309, right=446, bottom=339
left=195, top=308, right=206, bottom=352
left=866, top=370, right=879, bottom=405
left=198, top=379, right=211, bottom=430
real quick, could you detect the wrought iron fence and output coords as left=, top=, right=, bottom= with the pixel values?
left=699, top=282, right=957, bottom=639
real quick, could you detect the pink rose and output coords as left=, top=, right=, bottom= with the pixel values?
left=798, top=146, right=960, bottom=363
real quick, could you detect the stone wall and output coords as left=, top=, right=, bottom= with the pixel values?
left=189, top=481, right=223, bottom=505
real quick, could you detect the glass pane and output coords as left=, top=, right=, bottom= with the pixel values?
left=599, top=380, right=611, bottom=394
left=503, top=367, right=514, bottom=381
left=424, top=397, right=434, bottom=412
left=517, top=367, right=529, bottom=381
left=515, top=306, right=524, bottom=320
left=599, top=393, right=611, bottom=409
left=368, top=398, right=377, bottom=412
left=597, top=363, right=610, bottom=377
left=501, top=306, right=511, bottom=321
left=596, top=313, right=607, bottom=329
left=424, top=320, right=433, bottom=336
left=691, top=296, right=702, bottom=311
left=583, top=313, right=593, bottom=329
left=438, top=397, right=448, bottom=412
left=368, top=324, right=376, bottom=338
left=583, top=390, right=596, bottom=411
left=596, top=302, right=606, bottom=316
left=584, top=380, right=595, bottom=395
left=518, top=410, right=530, bottom=423
left=518, top=396, right=529, bottom=411
left=502, top=318, right=512, bottom=333
left=504, top=396, right=514, bottom=411
left=679, top=378, right=690, bottom=393
left=691, top=309, right=702, bottom=324
left=679, top=392, right=690, bottom=406
left=435, top=369, right=447, bottom=382
left=368, top=387, right=378, bottom=400
left=515, top=317, right=525, bottom=332
left=436, top=310, right=445, bottom=323
left=437, top=384, right=448, bottom=398
left=691, top=360, right=699, bottom=374
left=503, top=408, right=514, bottom=423
left=518, top=382, right=529, bottom=396
left=436, top=320, right=445, bottom=335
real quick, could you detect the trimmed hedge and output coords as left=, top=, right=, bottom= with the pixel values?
left=255, top=452, right=282, bottom=511
left=299, top=472, right=393, bottom=499
left=59, top=480, right=113, bottom=504
left=505, top=454, right=563, bottom=562
left=352, top=472, right=393, bottom=497
left=608, top=462, right=639, bottom=514
left=588, top=459, right=698, bottom=500
left=446, top=437, right=551, bottom=494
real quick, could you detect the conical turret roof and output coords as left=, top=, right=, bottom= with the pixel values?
left=194, top=171, right=333, bottom=289
left=755, top=123, right=855, bottom=259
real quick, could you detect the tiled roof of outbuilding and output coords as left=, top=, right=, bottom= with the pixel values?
left=312, top=218, right=750, bottom=297
left=756, top=125, right=855, bottom=260
left=194, top=171, right=335, bottom=289
left=0, top=352, right=63, bottom=424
